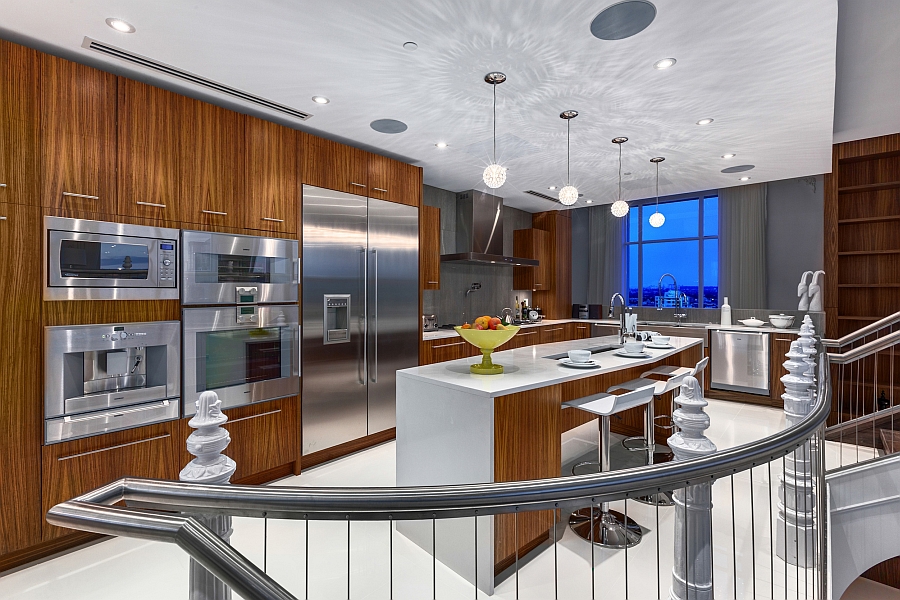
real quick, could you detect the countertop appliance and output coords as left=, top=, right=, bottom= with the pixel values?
left=182, top=304, right=300, bottom=414
left=44, top=321, right=181, bottom=443
left=710, top=329, right=771, bottom=395
left=302, top=185, right=419, bottom=456
left=44, top=216, right=178, bottom=301
left=423, top=315, right=438, bottom=332
left=181, top=230, right=298, bottom=305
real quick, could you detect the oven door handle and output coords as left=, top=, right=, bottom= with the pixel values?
left=370, top=248, right=378, bottom=384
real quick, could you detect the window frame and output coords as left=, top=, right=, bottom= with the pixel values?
left=624, top=191, right=719, bottom=308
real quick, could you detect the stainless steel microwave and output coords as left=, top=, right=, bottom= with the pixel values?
left=181, top=230, right=299, bottom=305
left=45, top=216, right=179, bottom=301
left=182, top=304, right=300, bottom=414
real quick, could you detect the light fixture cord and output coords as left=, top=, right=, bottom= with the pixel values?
left=618, top=142, right=622, bottom=202
left=566, top=119, right=571, bottom=184
left=656, top=160, right=660, bottom=211
left=492, top=83, right=497, bottom=164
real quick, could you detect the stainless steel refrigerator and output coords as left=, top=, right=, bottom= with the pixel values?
left=301, top=185, right=419, bottom=455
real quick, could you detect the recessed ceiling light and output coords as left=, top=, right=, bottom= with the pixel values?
left=105, top=18, right=135, bottom=33
left=722, top=153, right=736, bottom=159
left=696, top=118, right=714, bottom=126
left=739, top=176, right=751, bottom=181
left=654, top=58, right=676, bottom=70
left=435, top=142, right=448, bottom=148
left=403, top=42, right=418, bottom=51
left=312, top=96, right=330, bottom=105
left=548, top=186, right=557, bottom=190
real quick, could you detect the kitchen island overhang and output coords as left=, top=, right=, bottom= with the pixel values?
left=396, top=335, right=704, bottom=594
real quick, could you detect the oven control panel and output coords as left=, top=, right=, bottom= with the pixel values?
left=157, top=241, right=177, bottom=287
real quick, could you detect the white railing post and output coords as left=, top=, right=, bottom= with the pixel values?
left=668, top=375, right=717, bottom=600
left=777, top=323, right=817, bottom=567
left=180, top=391, right=237, bottom=600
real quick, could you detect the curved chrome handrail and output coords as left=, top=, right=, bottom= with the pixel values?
left=49, top=347, right=831, bottom=523
left=823, top=310, right=900, bottom=348
left=827, top=330, right=900, bottom=364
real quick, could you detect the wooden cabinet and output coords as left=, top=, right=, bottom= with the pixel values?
left=771, top=333, right=798, bottom=405
left=301, top=132, right=368, bottom=195
left=41, top=54, right=117, bottom=215
left=368, top=153, right=421, bottom=207
left=421, top=337, right=471, bottom=364
left=117, top=79, right=184, bottom=222
left=509, top=328, right=540, bottom=349
left=42, top=421, right=179, bottom=540
left=0, top=40, right=40, bottom=207
left=568, top=322, right=591, bottom=340
left=222, top=397, right=300, bottom=483
left=421, top=205, right=441, bottom=289
left=513, top=229, right=551, bottom=291
left=539, top=324, right=566, bottom=344
left=181, top=99, right=242, bottom=227
left=244, top=116, right=298, bottom=234
left=0, top=203, right=41, bottom=554
left=590, top=323, right=620, bottom=338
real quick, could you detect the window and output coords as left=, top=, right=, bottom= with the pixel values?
left=625, top=195, right=719, bottom=308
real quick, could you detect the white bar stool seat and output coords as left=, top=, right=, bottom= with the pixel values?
left=562, top=384, right=655, bottom=549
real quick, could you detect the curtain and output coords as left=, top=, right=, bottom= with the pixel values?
left=587, top=205, right=626, bottom=306
left=718, top=183, right=767, bottom=309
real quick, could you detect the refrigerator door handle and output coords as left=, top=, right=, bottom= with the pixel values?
left=358, top=247, right=367, bottom=385
left=371, top=248, right=378, bottom=383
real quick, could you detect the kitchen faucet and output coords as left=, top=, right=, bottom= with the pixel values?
left=657, top=273, right=680, bottom=310
left=465, top=282, right=481, bottom=297
left=608, top=292, right=627, bottom=344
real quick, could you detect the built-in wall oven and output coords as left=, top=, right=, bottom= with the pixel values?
left=44, top=321, right=181, bottom=443
left=181, top=230, right=298, bottom=305
left=182, top=305, right=300, bottom=414
left=45, top=216, right=178, bottom=301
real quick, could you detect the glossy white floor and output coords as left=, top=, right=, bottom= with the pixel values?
left=0, top=399, right=885, bottom=599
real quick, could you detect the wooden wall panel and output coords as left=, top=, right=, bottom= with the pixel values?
left=531, top=210, right=572, bottom=319
left=420, top=204, right=440, bottom=290
left=0, top=40, right=40, bottom=207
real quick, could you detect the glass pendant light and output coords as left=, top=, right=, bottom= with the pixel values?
left=648, top=156, right=666, bottom=228
left=610, top=137, right=629, bottom=217
left=558, top=110, right=579, bottom=205
left=482, top=72, right=507, bottom=189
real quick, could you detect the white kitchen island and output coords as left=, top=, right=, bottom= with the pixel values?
left=395, top=334, right=704, bottom=594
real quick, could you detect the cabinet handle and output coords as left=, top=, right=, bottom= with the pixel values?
left=62, top=191, right=100, bottom=200
left=373, top=187, right=388, bottom=193
left=136, top=201, right=166, bottom=208
left=427, top=281, right=439, bottom=284
left=433, top=341, right=467, bottom=349
left=58, top=434, right=171, bottom=462
left=545, top=327, right=564, bottom=332
left=577, top=326, right=587, bottom=330
left=350, top=182, right=367, bottom=188
left=202, top=209, right=228, bottom=216
left=519, top=331, right=536, bottom=336
left=228, top=409, right=282, bottom=424
left=0, top=216, right=6, bottom=221
left=775, top=338, right=794, bottom=342
left=0, top=183, right=6, bottom=188
left=262, top=217, right=285, bottom=223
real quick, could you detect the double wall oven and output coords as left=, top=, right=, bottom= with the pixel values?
left=181, top=231, right=300, bottom=415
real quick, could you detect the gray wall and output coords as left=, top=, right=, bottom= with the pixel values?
left=571, top=207, right=590, bottom=306
left=422, top=185, right=533, bottom=325
left=765, top=176, right=824, bottom=310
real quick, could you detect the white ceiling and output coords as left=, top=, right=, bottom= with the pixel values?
left=2, top=0, right=838, bottom=212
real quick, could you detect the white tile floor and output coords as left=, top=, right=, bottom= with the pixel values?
left=0, top=399, right=887, bottom=599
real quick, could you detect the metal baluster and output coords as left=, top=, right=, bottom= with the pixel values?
left=592, top=502, right=597, bottom=600
left=433, top=515, right=437, bottom=600
left=474, top=511, right=478, bottom=600
left=389, top=516, right=394, bottom=600
left=750, top=467, right=757, bottom=599
left=263, top=516, right=268, bottom=573
left=347, top=516, right=351, bottom=600
left=769, top=461, right=775, bottom=600
left=684, top=485, right=689, bottom=600
left=839, top=362, right=845, bottom=468
left=655, top=493, right=660, bottom=600
left=624, top=498, right=629, bottom=600
left=515, top=508, right=520, bottom=600
left=873, top=351, right=879, bottom=462
left=783, top=455, right=788, bottom=599
left=554, top=505, right=559, bottom=600
left=855, top=358, right=860, bottom=462
left=804, top=442, right=809, bottom=599
left=710, top=479, right=716, bottom=598
left=891, top=340, right=895, bottom=452
left=305, top=514, right=309, bottom=600
left=731, top=474, right=737, bottom=600
left=794, top=452, right=800, bottom=600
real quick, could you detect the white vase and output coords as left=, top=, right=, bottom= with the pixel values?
left=720, top=297, right=732, bottom=326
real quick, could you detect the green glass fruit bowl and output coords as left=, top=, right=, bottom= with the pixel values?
left=454, top=326, right=520, bottom=374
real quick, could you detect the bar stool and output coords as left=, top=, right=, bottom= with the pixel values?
left=633, top=356, right=711, bottom=444
left=563, top=384, right=656, bottom=548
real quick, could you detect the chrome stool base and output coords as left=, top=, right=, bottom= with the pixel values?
left=622, top=435, right=651, bottom=451
left=569, top=507, right=642, bottom=548
left=634, top=491, right=675, bottom=507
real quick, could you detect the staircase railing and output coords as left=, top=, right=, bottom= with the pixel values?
left=48, top=343, right=832, bottom=600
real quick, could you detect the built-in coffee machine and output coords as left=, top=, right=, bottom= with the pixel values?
left=44, top=321, right=181, bottom=443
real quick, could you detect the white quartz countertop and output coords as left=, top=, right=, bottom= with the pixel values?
left=706, top=323, right=801, bottom=335
left=399, top=335, right=703, bottom=398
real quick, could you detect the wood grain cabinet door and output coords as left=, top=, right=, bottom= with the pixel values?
left=368, top=154, right=421, bottom=207
left=244, top=116, right=298, bottom=234
left=539, top=325, right=565, bottom=344
left=222, top=398, right=299, bottom=483
left=421, top=205, right=441, bottom=289
left=424, top=339, right=469, bottom=364
left=117, top=79, right=184, bottom=222
left=40, top=54, right=117, bottom=215
left=770, top=334, right=798, bottom=406
left=300, top=132, right=368, bottom=195
left=569, top=322, right=591, bottom=340
left=0, top=40, right=40, bottom=207
left=511, top=328, right=539, bottom=348
left=0, top=203, right=42, bottom=553
left=181, top=99, right=242, bottom=227
left=513, top=229, right=551, bottom=291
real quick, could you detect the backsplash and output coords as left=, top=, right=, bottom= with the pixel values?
left=422, top=184, right=534, bottom=325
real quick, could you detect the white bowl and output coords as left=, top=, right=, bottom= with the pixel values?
left=567, top=349, right=591, bottom=364
left=623, top=340, right=645, bottom=354
left=769, top=314, right=795, bottom=328
left=652, top=335, right=671, bottom=345
left=739, top=318, right=765, bottom=327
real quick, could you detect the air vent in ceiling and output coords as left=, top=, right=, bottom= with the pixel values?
left=524, top=190, right=560, bottom=203
left=82, top=37, right=312, bottom=121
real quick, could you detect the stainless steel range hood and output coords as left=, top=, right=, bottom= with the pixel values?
left=440, top=190, right=539, bottom=267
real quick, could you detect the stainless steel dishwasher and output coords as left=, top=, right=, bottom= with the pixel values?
left=711, top=329, right=770, bottom=395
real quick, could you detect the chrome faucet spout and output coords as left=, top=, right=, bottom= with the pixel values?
left=608, top=293, right=626, bottom=344
left=657, top=272, right=679, bottom=310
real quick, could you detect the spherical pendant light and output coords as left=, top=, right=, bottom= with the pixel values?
left=483, top=164, right=507, bottom=188
left=482, top=72, right=507, bottom=189
left=649, top=156, right=666, bottom=228
left=558, top=110, right=579, bottom=205
left=610, top=137, right=629, bottom=217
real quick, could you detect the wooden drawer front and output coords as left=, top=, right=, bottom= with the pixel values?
left=43, top=427, right=176, bottom=540
left=511, top=329, right=540, bottom=349
left=425, top=339, right=469, bottom=364
left=223, top=398, right=298, bottom=483
left=569, top=323, right=591, bottom=340
left=539, top=326, right=566, bottom=344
